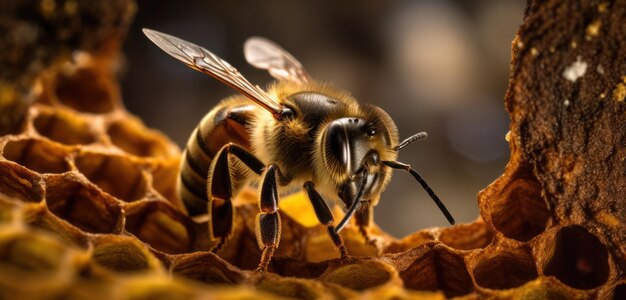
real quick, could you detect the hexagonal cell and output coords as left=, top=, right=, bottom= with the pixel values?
left=107, top=120, right=174, bottom=158
left=439, top=221, right=493, bottom=250
left=45, top=174, right=123, bottom=234
left=74, top=152, right=147, bottom=202
left=543, top=225, right=609, bottom=289
left=55, top=67, right=115, bottom=114
left=22, top=205, right=91, bottom=249
left=490, top=171, right=549, bottom=242
left=0, top=231, right=68, bottom=273
left=124, top=200, right=195, bottom=254
left=150, top=162, right=180, bottom=204
left=2, top=138, right=70, bottom=174
left=170, top=252, right=245, bottom=285
left=400, top=245, right=473, bottom=297
left=473, top=249, right=538, bottom=290
left=33, top=110, right=96, bottom=145
left=0, top=162, right=44, bottom=203
left=91, top=235, right=162, bottom=273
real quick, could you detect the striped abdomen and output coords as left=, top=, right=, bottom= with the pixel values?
left=177, top=97, right=257, bottom=215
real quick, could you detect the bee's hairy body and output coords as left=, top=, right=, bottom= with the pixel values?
left=179, top=81, right=398, bottom=216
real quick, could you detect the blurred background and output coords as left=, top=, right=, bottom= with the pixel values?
left=121, top=0, right=526, bottom=238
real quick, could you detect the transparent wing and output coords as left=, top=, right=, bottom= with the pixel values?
left=143, top=28, right=284, bottom=117
left=244, top=37, right=311, bottom=84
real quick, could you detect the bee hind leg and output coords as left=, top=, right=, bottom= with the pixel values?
left=303, top=182, right=349, bottom=259
left=255, top=164, right=291, bottom=272
left=207, top=144, right=265, bottom=253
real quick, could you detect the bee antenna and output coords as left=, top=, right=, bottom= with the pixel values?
left=383, top=160, right=455, bottom=225
left=394, top=132, right=428, bottom=151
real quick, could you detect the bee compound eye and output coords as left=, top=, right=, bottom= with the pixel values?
left=323, top=120, right=349, bottom=171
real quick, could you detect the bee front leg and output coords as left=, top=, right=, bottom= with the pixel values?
left=303, top=182, right=349, bottom=259
left=255, top=164, right=290, bottom=272
left=355, top=206, right=377, bottom=246
left=207, top=144, right=264, bottom=252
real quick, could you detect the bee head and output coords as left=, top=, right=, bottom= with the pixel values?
left=320, top=105, right=398, bottom=206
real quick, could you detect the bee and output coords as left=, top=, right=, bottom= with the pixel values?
left=143, top=29, right=455, bottom=271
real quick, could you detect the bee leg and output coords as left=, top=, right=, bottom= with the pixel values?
left=355, top=206, right=376, bottom=246
left=255, top=164, right=290, bottom=272
left=207, top=144, right=265, bottom=252
left=303, top=182, right=349, bottom=259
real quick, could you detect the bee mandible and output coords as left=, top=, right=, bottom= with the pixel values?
left=143, top=29, right=455, bottom=271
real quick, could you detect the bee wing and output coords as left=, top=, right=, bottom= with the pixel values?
left=143, top=28, right=284, bottom=118
left=244, top=37, right=311, bottom=84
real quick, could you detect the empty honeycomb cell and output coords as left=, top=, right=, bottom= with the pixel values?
left=321, top=260, right=394, bottom=291
left=543, top=225, right=609, bottom=289
left=0, top=162, right=44, bottom=203
left=399, top=245, right=473, bottom=297
left=473, top=249, right=538, bottom=290
left=107, top=120, right=174, bottom=158
left=124, top=200, right=195, bottom=254
left=2, top=138, right=70, bottom=174
left=439, top=221, right=493, bottom=250
left=55, top=67, right=115, bottom=114
left=33, top=110, right=96, bottom=145
left=45, top=174, right=123, bottom=234
left=170, top=252, right=245, bottom=285
left=91, top=236, right=161, bottom=273
left=0, top=231, right=67, bottom=273
left=75, top=152, right=147, bottom=202
left=150, top=163, right=180, bottom=204
left=490, top=173, right=549, bottom=242
left=22, top=205, right=91, bottom=249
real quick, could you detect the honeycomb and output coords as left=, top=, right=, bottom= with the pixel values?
left=0, top=0, right=625, bottom=299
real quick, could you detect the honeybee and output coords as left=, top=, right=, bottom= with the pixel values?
left=143, top=29, right=454, bottom=271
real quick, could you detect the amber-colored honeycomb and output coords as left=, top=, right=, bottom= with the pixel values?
left=0, top=0, right=624, bottom=299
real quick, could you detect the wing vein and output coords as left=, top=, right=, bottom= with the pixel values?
left=143, top=28, right=283, bottom=118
